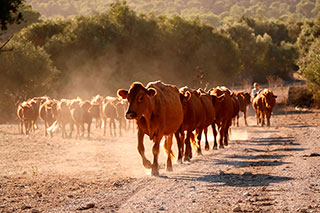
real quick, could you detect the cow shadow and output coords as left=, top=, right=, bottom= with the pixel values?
left=0, top=129, right=22, bottom=136
left=249, top=136, right=299, bottom=146
left=213, top=159, right=291, bottom=168
left=226, top=154, right=290, bottom=160
left=275, top=109, right=314, bottom=115
left=166, top=171, right=293, bottom=187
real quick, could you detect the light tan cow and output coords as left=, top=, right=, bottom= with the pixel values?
left=252, top=89, right=277, bottom=126
left=39, top=99, right=58, bottom=137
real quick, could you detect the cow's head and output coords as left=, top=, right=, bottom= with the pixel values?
left=179, top=90, right=191, bottom=116
left=237, top=92, right=251, bottom=105
left=263, top=90, right=277, bottom=108
left=211, top=93, right=225, bottom=105
left=88, top=102, right=100, bottom=116
left=117, top=82, right=157, bottom=120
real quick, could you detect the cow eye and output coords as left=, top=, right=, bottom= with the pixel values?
left=138, top=96, right=143, bottom=102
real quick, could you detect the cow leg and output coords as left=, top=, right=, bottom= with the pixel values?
left=137, top=128, right=152, bottom=169
left=69, top=123, right=74, bottom=138
left=212, top=123, right=218, bottom=150
left=196, top=128, right=203, bottom=155
left=109, top=119, right=113, bottom=136
left=19, top=120, right=24, bottom=134
left=164, top=134, right=174, bottom=172
left=61, top=123, right=65, bottom=138
left=44, top=121, right=48, bottom=136
left=24, top=120, right=29, bottom=135
left=224, top=120, right=232, bottom=146
left=87, top=122, right=91, bottom=138
left=261, top=111, right=265, bottom=127
left=175, top=131, right=183, bottom=164
left=236, top=113, right=239, bottom=127
left=219, top=124, right=225, bottom=149
left=184, top=131, right=192, bottom=161
left=266, top=111, right=271, bottom=126
left=244, top=108, right=248, bottom=126
left=112, top=119, right=116, bottom=136
left=204, top=127, right=209, bottom=151
left=151, top=135, right=162, bottom=176
left=119, top=119, right=122, bottom=136
left=75, top=124, right=80, bottom=140
left=256, top=110, right=260, bottom=125
left=103, top=118, right=106, bottom=136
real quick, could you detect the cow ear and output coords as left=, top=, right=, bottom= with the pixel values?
left=147, top=88, right=157, bottom=97
left=117, top=89, right=128, bottom=99
left=214, top=94, right=225, bottom=102
left=185, top=91, right=191, bottom=101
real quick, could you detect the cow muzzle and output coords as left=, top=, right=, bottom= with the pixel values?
left=126, top=111, right=137, bottom=119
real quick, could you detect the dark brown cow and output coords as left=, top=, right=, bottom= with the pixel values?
left=118, top=81, right=184, bottom=176
left=70, top=99, right=93, bottom=139
left=101, top=97, right=118, bottom=136
left=178, top=87, right=204, bottom=162
left=210, top=87, right=238, bottom=149
left=235, top=92, right=251, bottom=126
left=252, top=89, right=277, bottom=126
left=39, top=99, right=58, bottom=137
left=197, top=90, right=219, bottom=153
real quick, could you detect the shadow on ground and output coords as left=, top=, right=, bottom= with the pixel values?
left=166, top=171, right=293, bottom=187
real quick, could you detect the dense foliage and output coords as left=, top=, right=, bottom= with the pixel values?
left=0, top=0, right=24, bottom=31
left=1, top=1, right=320, bottom=122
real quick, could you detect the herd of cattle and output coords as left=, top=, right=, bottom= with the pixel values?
left=17, top=80, right=277, bottom=176
left=17, top=95, right=130, bottom=139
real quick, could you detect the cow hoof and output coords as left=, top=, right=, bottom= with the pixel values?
left=220, top=145, right=224, bottom=149
left=151, top=169, right=159, bottom=176
left=166, top=167, right=173, bottom=172
left=197, top=151, right=203, bottom=156
left=184, top=157, right=191, bottom=162
left=213, top=146, right=218, bottom=150
left=177, top=158, right=183, bottom=164
left=205, top=145, right=209, bottom=151
left=143, top=160, right=152, bottom=169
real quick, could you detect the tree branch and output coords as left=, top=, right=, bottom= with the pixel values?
left=0, top=35, right=14, bottom=53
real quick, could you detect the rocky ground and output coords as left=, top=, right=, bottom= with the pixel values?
left=0, top=106, right=319, bottom=212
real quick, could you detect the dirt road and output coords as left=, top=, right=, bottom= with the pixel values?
left=0, top=107, right=320, bottom=212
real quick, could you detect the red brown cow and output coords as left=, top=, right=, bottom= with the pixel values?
left=39, top=99, right=58, bottom=137
left=235, top=92, right=251, bottom=126
left=101, top=97, right=118, bottom=136
left=197, top=89, right=223, bottom=153
left=118, top=81, right=184, bottom=176
left=252, top=89, right=277, bottom=126
left=178, top=87, right=205, bottom=162
left=210, top=87, right=239, bottom=149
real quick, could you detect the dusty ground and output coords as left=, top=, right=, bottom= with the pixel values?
left=0, top=106, right=320, bottom=212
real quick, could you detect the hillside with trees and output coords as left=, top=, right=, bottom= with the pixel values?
left=26, top=0, right=320, bottom=26
left=1, top=0, right=320, bottom=122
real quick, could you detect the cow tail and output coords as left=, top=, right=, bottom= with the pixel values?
left=190, top=132, right=199, bottom=150
left=48, top=120, right=59, bottom=133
